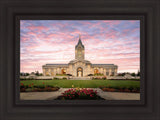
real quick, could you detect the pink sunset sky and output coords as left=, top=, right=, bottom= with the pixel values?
left=20, top=20, right=140, bottom=73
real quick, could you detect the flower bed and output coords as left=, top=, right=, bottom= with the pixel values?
left=55, top=88, right=104, bottom=100
left=99, top=86, right=140, bottom=93
left=20, top=83, right=59, bottom=92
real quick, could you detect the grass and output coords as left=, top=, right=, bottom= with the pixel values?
left=56, top=74, right=68, bottom=76
left=20, top=79, right=140, bottom=89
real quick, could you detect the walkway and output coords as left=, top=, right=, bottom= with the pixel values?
left=20, top=88, right=140, bottom=100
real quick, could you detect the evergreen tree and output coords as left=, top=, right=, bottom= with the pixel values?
left=137, top=70, right=140, bottom=76
left=35, top=71, right=39, bottom=76
left=131, top=73, right=136, bottom=76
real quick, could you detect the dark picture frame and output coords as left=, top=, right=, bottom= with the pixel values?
left=0, top=0, right=160, bottom=120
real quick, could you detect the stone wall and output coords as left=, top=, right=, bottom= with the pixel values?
left=42, top=62, right=118, bottom=77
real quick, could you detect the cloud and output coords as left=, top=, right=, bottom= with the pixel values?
left=20, top=20, right=140, bottom=73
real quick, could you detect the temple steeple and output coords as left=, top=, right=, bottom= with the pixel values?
left=75, top=34, right=85, bottom=60
left=75, top=34, right=84, bottom=49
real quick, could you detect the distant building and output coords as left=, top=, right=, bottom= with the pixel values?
left=42, top=35, right=118, bottom=77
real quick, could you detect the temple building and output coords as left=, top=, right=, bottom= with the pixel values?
left=42, top=35, right=118, bottom=77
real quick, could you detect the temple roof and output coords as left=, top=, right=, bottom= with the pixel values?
left=92, top=64, right=118, bottom=68
left=43, top=64, right=68, bottom=67
left=45, top=64, right=68, bottom=65
left=69, top=59, right=91, bottom=64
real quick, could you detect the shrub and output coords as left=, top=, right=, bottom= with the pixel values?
left=46, top=85, right=53, bottom=87
left=20, top=84, right=25, bottom=89
left=121, top=86, right=126, bottom=90
left=20, top=83, right=26, bottom=92
left=99, top=86, right=105, bottom=89
left=61, top=88, right=99, bottom=100
left=128, top=86, right=134, bottom=91
left=20, top=78, right=27, bottom=80
left=56, top=74, right=67, bottom=76
left=28, top=84, right=32, bottom=88
left=106, top=84, right=112, bottom=88
left=100, top=85, right=140, bottom=93
left=114, top=86, right=121, bottom=90
left=20, top=88, right=25, bottom=92
left=88, top=74, right=93, bottom=76
left=94, top=77, right=100, bottom=79
left=135, top=86, right=140, bottom=91
left=24, top=85, right=29, bottom=89
left=38, top=85, right=45, bottom=89
left=62, top=77, right=67, bottom=79
left=124, top=88, right=130, bottom=92
left=102, top=77, right=107, bottom=80
left=66, top=74, right=72, bottom=76
left=33, top=85, right=39, bottom=88
left=94, top=73, right=104, bottom=76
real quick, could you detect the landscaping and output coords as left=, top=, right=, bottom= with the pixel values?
left=93, top=73, right=104, bottom=76
left=20, top=79, right=140, bottom=93
left=99, top=86, right=140, bottom=93
left=56, top=74, right=68, bottom=76
left=55, top=88, right=104, bottom=100
left=20, top=83, right=59, bottom=92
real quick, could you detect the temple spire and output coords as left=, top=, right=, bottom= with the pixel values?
left=79, top=34, right=81, bottom=39
left=75, top=34, right=85, bottom=60
left=75, top=34, right=84, bottom=48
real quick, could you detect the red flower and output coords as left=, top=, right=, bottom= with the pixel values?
left=32, top=83, right=34, bottom=85
left=21, top=83, right=23, bottom=86
left=90, top=94, right=93, bottom=97
left=42, top=82, right=44, bottom=84
left=62, top=88, right=98, bottom=99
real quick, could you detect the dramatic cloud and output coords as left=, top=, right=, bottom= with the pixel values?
left=20, top=20, right=140, bottom=73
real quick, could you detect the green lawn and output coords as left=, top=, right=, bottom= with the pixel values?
left=20, top=79, right=140, bottom=88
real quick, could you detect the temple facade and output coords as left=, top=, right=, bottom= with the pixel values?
left=42, top=35, right=118, bottom=77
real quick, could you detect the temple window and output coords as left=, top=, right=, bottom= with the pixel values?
left=106, top=72, right=109, bottom=75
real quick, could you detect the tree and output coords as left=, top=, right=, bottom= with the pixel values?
left=39, top=73, right=43, bottom=76
left=20, top=72, right=24, bottom=76
left=131, top=73, right=136, bottom=76
left=137, top=70, right=140, bottom=76
left=25, top=73, right=29, bottom=76
left=118, top=73, right=126, bottom=76
left=35, top=71, right=39, bottom=76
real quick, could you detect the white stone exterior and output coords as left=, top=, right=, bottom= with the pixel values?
left=42, top=35, right=118, bottom=77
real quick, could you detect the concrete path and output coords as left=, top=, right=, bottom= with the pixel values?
left=20, top=88, right=140, bottom=100
left=20, top=88, right=66, bottom=100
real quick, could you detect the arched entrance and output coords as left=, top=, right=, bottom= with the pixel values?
left=61, top=69, right=66, bottom=74
left=94, top=69, right=99, bottom=74
left=77, top=67, right=83, bottom=77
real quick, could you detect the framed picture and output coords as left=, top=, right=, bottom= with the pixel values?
left=0, top=0, right=160, bottom=120
left=19, top=19, right=142, bottom=102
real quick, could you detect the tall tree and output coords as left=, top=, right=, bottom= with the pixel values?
left=35, top=71, right=39, bottom=76
left=137, top=70, right=140, bottom=76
